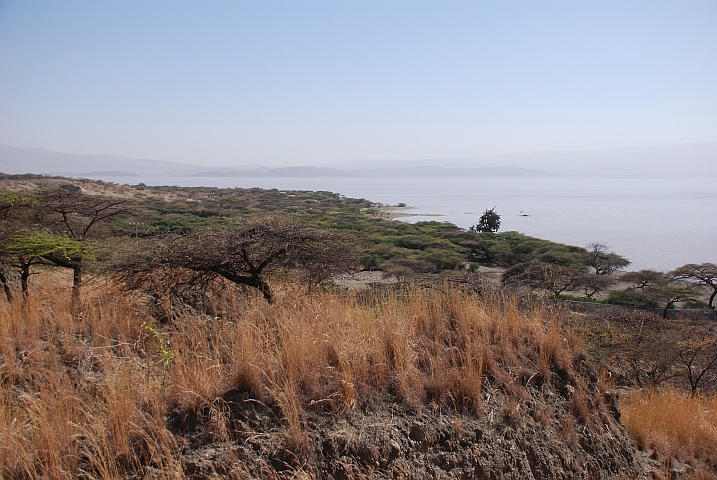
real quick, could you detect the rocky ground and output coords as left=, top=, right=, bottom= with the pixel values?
left=169, top=376, right=662, bottom=479
left=163, top=301, right=717, bottom=479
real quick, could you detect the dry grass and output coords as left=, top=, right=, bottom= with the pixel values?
left=622, top=389, right=717, bottom=468
left=0, top=273, right=583, bottom=479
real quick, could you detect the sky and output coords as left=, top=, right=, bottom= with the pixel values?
left=1, top=1, right=716, bottom=167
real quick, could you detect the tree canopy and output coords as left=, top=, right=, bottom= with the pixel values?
left=112, top=219, right=357, bottom=315
left=502, top=261, right=584, bottom=298
left=670, top=263, right=717, bottom=309
left=608, top=270, right=698, bottom=317
left=471, top=207, right=501, bottom=233
left=584, top=242, right=630, bottom=275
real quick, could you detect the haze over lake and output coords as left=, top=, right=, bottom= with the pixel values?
left=85, top=175, right=716, bottom=272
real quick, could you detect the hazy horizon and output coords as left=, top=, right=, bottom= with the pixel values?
left=3, top=139, right=717, bottom=167
left=1, top=1, right=716, bottom=167
left=2, top=141, right=717, bottom=178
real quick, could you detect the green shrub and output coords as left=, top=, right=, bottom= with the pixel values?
left=607, top=288, right=661, bottom=309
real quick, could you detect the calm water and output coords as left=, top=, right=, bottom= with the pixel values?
left=95, top=175, right=716, bottom=271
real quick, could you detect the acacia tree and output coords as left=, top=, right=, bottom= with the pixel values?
left=113, top=219, right=356, bottom=314
left=0, top=191, right=38, bottom=300
left=502, top=261, right=584, bottom=298
left=585, top=242, right=630, bottom=275
left=623, top=269, right=663, bottom=288
left=382, top=258, right=437, bottom=283
left=670, top=263, right=717, bottom=309
left=0, top=254, right=13, bottom=301
left=36, top=186, right=134, bottom=297
left=610, top=269, right=698, bottom=318
left=670, top=327, right=717, bottom=396
left=4, top=231, right=84, bottom=297
left=577, top=273, right=613, bottom=299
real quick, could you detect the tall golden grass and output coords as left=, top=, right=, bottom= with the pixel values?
left=0, top=274, right=581, bottom=479
left=622, top=389, right=717, bottom=468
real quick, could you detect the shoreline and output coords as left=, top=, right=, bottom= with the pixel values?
left=375, top=205, right=446, bottom=220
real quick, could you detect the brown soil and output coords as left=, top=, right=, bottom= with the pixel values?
left=169, top=374, right=659, bottom=479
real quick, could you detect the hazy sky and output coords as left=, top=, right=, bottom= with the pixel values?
left=1, top=1, right=716, bottom=166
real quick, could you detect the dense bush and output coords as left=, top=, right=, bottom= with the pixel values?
left=607, top=288, right=662, bottom=309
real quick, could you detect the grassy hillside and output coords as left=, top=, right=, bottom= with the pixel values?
left=0, top=273, right=647, bottom=479
left=1, top=175, right=716, bottom=478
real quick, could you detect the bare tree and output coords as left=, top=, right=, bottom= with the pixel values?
left=382, top=259, right=437, bottom=283
left=622, top=316, right=680, bottom=389
left=670, top=263, right=717, bottom=309
left=112, top=219, right=357, bottom=314
left=502, top=261, right=583, bottom=298
left=577, top=273, right=613, bottom=299
left=670, top=327, right=717, bottom=396
left=597, top=313, right=717, bottom=393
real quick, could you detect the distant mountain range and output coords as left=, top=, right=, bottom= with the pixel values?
left=2, top=142, right=716, bottom=179
left=333, top=142, right=717, bottom=177
left=187, top=166, right=552, bottom=178
left=0, top=144, right=553, bottom=178
left=0, top=145, right=205, bottom=177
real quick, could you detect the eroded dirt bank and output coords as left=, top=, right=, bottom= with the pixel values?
left=171, top=378, right=658, bottom=479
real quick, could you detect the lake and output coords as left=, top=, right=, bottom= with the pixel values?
left=90, top=175, right=716, bottom=271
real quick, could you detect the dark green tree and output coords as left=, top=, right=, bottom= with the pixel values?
left=471, top=207, right=501, bottom=233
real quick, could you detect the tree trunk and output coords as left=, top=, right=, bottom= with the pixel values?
left=709, top=289, right=716, bottom=310
left=216, top=270, right=274, bottom=304
left=72, top=265, right=83, bottom=298
left=0, top=271, right=13, bottom=302
left=257, top=279, right=273, bottom=304
left=70, top=264, right=83, bottom=317
left=663, top=301, right=673, bottom=319
left=20, top=263, right=30, bottom=297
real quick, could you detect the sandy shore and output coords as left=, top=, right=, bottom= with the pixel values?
left=375, top=205, right=445, bottom=220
